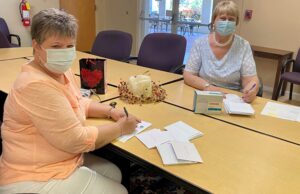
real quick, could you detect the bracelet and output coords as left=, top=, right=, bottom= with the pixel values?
left=107, top=107, right=114, bottom=119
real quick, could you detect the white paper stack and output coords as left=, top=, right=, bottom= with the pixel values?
left=118, top=121, right=152, bottom=142
left=136, top=129, right=171, bottom=149
left=164, top=121, right=203, bottom=140
left=157, top=141, right=203, bottom=165
left=223, top=94, right=255, bottom=115
left=135, top=121, right=204, bottom=165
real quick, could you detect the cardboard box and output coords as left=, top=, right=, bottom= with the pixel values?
left=193, top=90, right=223, bottom=114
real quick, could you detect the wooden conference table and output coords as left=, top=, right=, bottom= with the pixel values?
left=86, top=99, right=300, bottom=194
left=1, top=47, right=300, bottom=193
left=162, top=80, right=300, bottom=146
left=0, top=47, right=33, bottom=61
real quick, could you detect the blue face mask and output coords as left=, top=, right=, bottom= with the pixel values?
left=215, top=20, right=236, bottom=36
left=42, top=47, right=76, bottom=74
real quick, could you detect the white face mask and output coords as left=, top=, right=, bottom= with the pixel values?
left=41, top=47, right=76, bottom=74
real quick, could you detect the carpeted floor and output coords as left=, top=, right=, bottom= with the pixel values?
left=129, top=163, right=195, bottom=194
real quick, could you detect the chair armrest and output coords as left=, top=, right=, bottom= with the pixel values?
left=256, top=76, right=263, bottom=97
left=9, top=34, right=21, bottom=46
left=170, top=64, right=185, bottom=74
left=281, top=59, right=295, bottom=74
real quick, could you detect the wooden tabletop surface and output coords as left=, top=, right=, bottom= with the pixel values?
left=85, top=99, right=300, bottom=194
left=162, top=80, right=300, bottom=145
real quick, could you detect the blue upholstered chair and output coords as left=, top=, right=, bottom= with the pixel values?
left=0, top=17, right=21, bottom=47
left=91, top=30, right=132, bottom=62
left=275, top=48, right=300, bottom=100
left=0, top=90, right=8, bottom=155
left=0, top=31, right=11, bottom=48
left=131, top=33, right=186, bottom=74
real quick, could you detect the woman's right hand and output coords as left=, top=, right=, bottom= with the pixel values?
left=117, top=115, right=139, bottom=136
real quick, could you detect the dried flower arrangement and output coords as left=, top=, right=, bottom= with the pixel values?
left=118, top=80, right=167, bottom=104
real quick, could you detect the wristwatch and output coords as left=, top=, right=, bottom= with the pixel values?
left=203, top=82, right=210, bottom=89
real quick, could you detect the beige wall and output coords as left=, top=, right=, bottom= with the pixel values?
left=95, top=0, right=138, bottom=54
left=238, top=0, right=300, bottom=94
left=0, top=0, right=59, bottom=47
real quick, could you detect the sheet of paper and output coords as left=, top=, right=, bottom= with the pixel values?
left=118, top=121, right=152, bottom=142
left=157, top=142, right=195, bottom=165
left=223, top=99, right=255, bottom=115
left=164, top=121, right=203, bottom=140
left=171, top=141, right=203, bottom=163
left=261, top=101, right=300, bottom=122
left=225, top=94, right=244, bottom=103
left=136, top=129, right=171, bottom=149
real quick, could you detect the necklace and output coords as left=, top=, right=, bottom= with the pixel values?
left=213, top=32, right=233, bottom=47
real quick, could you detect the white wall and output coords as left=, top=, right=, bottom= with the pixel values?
left=0, top=0, right=59, bottom=47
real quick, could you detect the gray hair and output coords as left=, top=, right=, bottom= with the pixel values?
left=31, top=8, right=78, bottom=44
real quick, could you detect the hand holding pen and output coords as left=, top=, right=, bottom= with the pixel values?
left=116, top=107, right=141, bottom=136
left=242, top=83, right=257, bottom=102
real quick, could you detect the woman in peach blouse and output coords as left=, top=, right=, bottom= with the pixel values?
left=0, top=8, right=138, bottom=194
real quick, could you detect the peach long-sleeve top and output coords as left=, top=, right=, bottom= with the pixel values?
left=0, top=62, right=98, bottom=185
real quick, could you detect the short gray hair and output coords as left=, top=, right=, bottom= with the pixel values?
left=31, top=8, right=78, bottom=44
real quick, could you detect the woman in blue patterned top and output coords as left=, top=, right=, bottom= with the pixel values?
left=184, top=0, right=259, bottom=103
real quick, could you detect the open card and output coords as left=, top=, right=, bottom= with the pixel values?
left=157, top=141, right=203, bottom=165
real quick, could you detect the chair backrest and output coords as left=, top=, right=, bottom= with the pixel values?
left=137, top=33, right=187, bottom=72
left=0, top=18, right=10, bottom=42
left=91, top=30, right=133, bottom=61
left=0, top=91, right=7, bottom=124
left=293, top=48, right=300, bottom=73
left=0, top=91, right=8, bottom=155
left=0, top=31, right=11, bottom=48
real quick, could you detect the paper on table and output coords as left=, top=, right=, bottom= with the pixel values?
left=164, top=121, right=203, bottom=141
left=171, top=141, right=203, bottom=163
left=136, top=129, right=171, bottom=149
left=118, top=121, right=152, bottom=142
left=223, top=99, right=255, bottom=115
left=261, top=101, right=300, bottom=122
left=157, top=142, right=196, bottom=165
left=157, top=141, right=203, bottom=165
left=224, top=94, right=244, bottom=103
left=224, top=93, right=255, bottom=115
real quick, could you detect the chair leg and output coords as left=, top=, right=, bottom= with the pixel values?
left=289, top=83, right=293, bottom=100
left=275, top=78, right=284, bottom=100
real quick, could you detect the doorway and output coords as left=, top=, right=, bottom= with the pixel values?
left=60, top=0, right=96, bottom=51
left=139, top=0, right=214, bottom=63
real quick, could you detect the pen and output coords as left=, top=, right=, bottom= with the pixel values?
left=248, top=83, right=256, bottom=92
left=123, top=107, right=129, bottom=118
left=142, top=70, right=150, bottom=75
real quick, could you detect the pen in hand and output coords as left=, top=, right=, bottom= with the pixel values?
left=123, top=107, right=129, bottom=118
left=246, top=83, right=256, bottom=93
